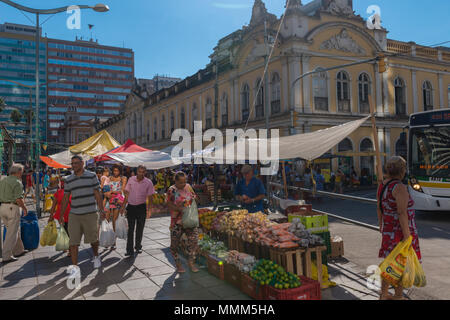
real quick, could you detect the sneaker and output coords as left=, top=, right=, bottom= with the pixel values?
left=124, top=251, right=134, bottom=257
left=93, top=256, right=101, bottom=269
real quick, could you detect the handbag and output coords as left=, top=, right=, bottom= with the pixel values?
left=182, top=199, right=199, bottom=229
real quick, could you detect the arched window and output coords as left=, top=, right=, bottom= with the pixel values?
left=423, top=81, right=433, bottom=111
left=358, top=73, right=370, bottom=113
left=271, top=73, right=281, bottom=114
left=241, top=83, right=250, bottom=121
left=337, top=71, right=350, bottom=112
left=221, top=93, right=228, bottom=127
left=170, top=111, right=175, bottom=134
left=205, top=97, right=212, bottom=129
left=394, top=77, right=406, bottom=115
left=255, top=78, right=264, bottom=118
left=313, top=71, right=328, bottom=111
left=180, top=107, right=185, bottom=129
left=360, top=138, right=374, bottom=177
left=338, top=138, right=353, bottom=152
left=153, top=118, right=157, bottom=141
left=161, top=115, right=165, bottom=139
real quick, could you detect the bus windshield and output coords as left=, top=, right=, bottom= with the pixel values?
left=410, top=126, right=450, bottom=178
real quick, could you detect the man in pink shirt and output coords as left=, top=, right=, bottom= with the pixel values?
left=120, top=165, right=155, bottom=256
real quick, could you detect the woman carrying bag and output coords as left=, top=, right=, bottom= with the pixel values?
left=166, top=171, right=200, bottom=273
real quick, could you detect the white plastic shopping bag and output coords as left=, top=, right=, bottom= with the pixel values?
left=115, top=214, right=128, bottom=240
left=99, top=220, right=116, bottom=247
left=55, top=226, right=70, bottom=251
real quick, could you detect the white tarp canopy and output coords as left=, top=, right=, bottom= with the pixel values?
left=194, top=116, right=371, bottom=162
left=108, top=150, right=182, bottom=170
left=48, top=149, right=92, bottom=166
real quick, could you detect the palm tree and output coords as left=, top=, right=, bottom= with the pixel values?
left=0, top=97, right=5, bottom=113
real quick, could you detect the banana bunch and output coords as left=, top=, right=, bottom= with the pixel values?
left=152, top=193, right=167, bottom=206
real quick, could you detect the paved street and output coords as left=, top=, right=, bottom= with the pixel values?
left=313, top=188, right=450, bottom=300
left=2, top=190, right=447, bottom=300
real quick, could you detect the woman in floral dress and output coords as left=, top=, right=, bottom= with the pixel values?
left=377, top=156, right=421, bottom=300
left=166, top=171, right=199, bottom=273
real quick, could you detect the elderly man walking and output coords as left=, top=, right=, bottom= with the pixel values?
left=0, top=164, right=29, bottom=263
left=120, top=165, right=154, bottom=257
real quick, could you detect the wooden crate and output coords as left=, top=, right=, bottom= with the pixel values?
left=228, top=235, right=244, bottom=252
left=224, top=263, right=242, bottom=289
left=269, top=246, right=328, bottom=289
left=207, top=254, right=224, bottom=280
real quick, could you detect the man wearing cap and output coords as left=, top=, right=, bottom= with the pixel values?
left=234, top=165, right=266, bottom=213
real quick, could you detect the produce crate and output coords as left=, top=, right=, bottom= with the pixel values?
left=316, top=231, right=331, bottom=255
left=228, top=235, right=244, bottom=252
left=241, top=274, right=267, bottom=300
left=289, top=212, right=328, bottom=234
left=211, top=230, right=229, bottom=245
left=269, top=246, right=328, bottom=289
left=265, top=276, right=321, bottom=300
left=224, top=263, right=242, bottom=289
left=285, top=204, right=312, bottom=215
left=207, top=254, right=225, bottom=280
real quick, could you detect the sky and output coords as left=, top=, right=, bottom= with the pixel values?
left=0, top=0, right=449, bottom=79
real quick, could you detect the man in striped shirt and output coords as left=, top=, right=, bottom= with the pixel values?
left=59, top=155, right=105, bottom=273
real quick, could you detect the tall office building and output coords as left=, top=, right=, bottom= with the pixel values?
left=0, top=23, right=47, bottom=159
left=46, top=37, right=134, bottom=144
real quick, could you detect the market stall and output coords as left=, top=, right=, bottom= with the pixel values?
left=94, top=139, right=149, bottom=162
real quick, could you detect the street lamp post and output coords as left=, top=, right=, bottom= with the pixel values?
left=0, top=0, right=109, bottom=217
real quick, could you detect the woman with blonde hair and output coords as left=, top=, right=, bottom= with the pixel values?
left=377, top=156, right=421, bottom=300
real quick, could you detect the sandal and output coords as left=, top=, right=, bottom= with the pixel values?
left=188, top=262, right=199, bottom=273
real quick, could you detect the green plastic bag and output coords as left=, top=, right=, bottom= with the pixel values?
left=55, top=226, right=70, bottom=251
left=182, top=200, right=199, bottom=229
left=40, top=221, right=58, bottom=247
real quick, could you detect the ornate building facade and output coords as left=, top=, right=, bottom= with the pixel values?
left=97, top=0, right=450, bottom=176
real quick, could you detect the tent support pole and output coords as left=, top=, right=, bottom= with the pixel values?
left=369, top=96, right=384, bottom=184
left=281, top=161, right=288, bottom=198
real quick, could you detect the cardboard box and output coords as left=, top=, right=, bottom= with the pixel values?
left=330, top=239, right=344, bottom=258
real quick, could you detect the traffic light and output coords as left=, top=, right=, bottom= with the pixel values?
left=378, top=54, right=387, bottom=73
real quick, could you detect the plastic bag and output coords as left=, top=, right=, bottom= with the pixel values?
left=40, top=221, right=58, bottom=247
left=311, top=261, right=336, bottom=289
left=379, top=236, right=412, bottom=287
left=182, top=200, right=199, bottom=229
left=115, top=214, right=128, bottom=240
left=412, top=251, right=426, bottom=287
left=99, top=220, right=116, bottom=247
left=55, top=226, right=70, bottom=251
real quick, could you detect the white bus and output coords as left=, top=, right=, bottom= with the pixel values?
left=408, top=109, right=450, bottom=211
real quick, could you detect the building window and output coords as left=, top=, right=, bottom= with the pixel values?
left=180, top=107, right=185, bottom=129
left=358, top=73, right=370, bottom=113
left=271, top=73, right=281, bottom=114
left=161, top=115, right=165, bottom=139
left=313, top=71, right=328, bottom=111
left=337, top=71, right=350, bottom=112
left=241, top=83, right=250, bottom=121
left=255, top=78, right=264, bottom=118
left=394, top=77, right=406, bottom=115
left=338, top=138, right=353, bottom=174
left=170, top=111, right=175, bottom=134
left=153, top=118, right=157, bottom=141
left=221, top=93, right=228, bottom=127
left=423, top=81, right=433, bottom=111
left=205, top=97, right=212, bottom=129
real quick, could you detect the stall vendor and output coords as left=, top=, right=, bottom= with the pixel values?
left=234, top=165, right=266, bottom=213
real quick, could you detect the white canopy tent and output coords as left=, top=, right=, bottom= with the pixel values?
left=193, top=116, right=371, bottom=163
left=108, top=150, right=182, bottom=170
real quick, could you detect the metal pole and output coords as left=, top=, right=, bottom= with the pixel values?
left=35, top=13, right=41, bottom=218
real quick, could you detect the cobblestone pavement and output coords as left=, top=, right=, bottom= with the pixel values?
left=0, top=199, right=383, bottom=300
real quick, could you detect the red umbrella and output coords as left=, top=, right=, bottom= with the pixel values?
left=94, top=139, right=150, bottom=162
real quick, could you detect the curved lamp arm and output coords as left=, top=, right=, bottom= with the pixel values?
left=0, top=0, right=108, bottom=14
